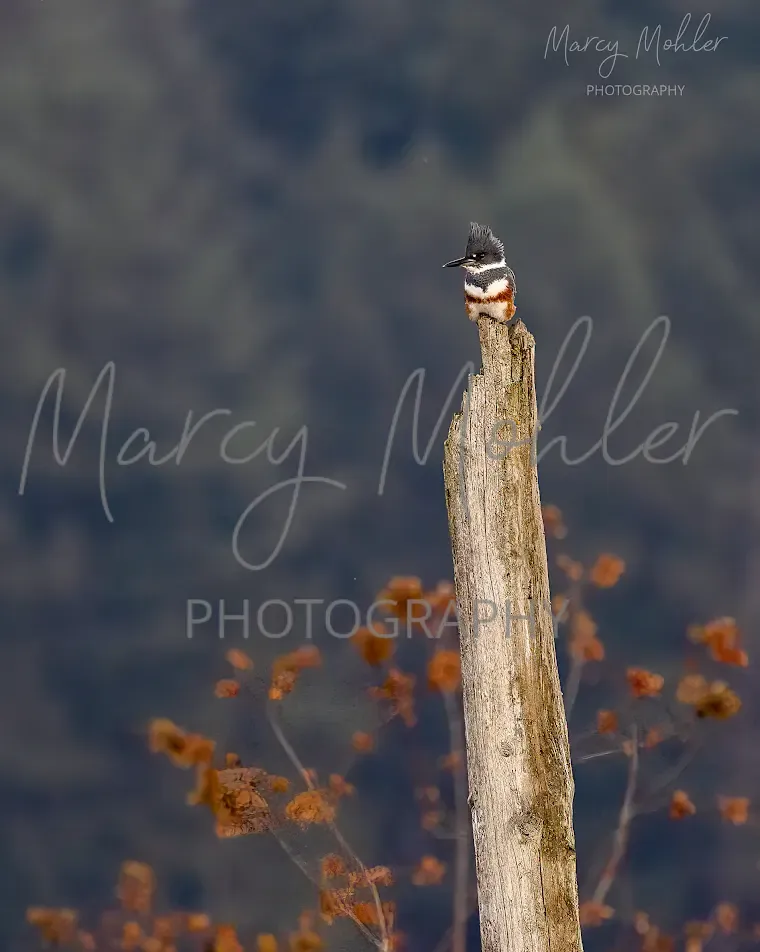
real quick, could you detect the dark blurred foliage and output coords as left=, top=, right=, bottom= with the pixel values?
left=2, top=0, right=760, bottom=948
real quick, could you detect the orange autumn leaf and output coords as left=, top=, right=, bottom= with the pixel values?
left=684, top=922, right=713, bottom=942
left=714, top=646, right=748, bottom=667
left=717, top=796, right=749, bottom=825
left=644, top=727, right=665, bottom=748
left=412, top=855, right=447, bottom=886
left=351, top=731, right=374, bottom=753
left=214, top=679, right=240, bottom=699
left=26, top=909, right=78, bottom=946
left=352, top=625, right=395, bottom=667
left=427, top=649, right=461, bottom=693
left=153, top=920, right=177, bottom=944
left=542, top=504, right=567, bottom=539
left=694, top=681, right=742, bottom=720
left=590, top=553, right=625, bottom=588
left=122, top=921, right=144, bottom=949
left=116, top=861, right=156, bottom=914
left=289, top=929, right=324, bottom=952
left=319, top=888, right=353, bottom=924
left=670, top=790, right=696, bottom=819
left=286, top=790, right=336, bottom=827
left=417, top=785, right=440, bottom=804
left=270, top=646, right=322, bottom=700
left=328, top=774, right=355, bottom=798
left=376, top=576, right=425, bottom=620
left=353, top=901, right=396, bottom=931
left=626, top=668, right=664, bottom=698
left=218, top=774, right=274, bottom=836
left=257, top=935, right=279, bottom=952
left=147, top=719, right=215, bottom=768
left=226, top=648, right=254, bottom=671
left=584, top=638, right=605, bottom=662
left=421, top=809, right=444, bottom=831
left=417, top=788, right=445, bottom=827
left=689, top=617, right=730, bottom=645
left=298, top=911, right=318, bottom=932
left=439, top=751, right=462, bottom=771
left=154, top=923, right=181, bottom=949
left=357, top=865, right=394, bottom=887
left=643, top=928, right=675, bottom=952
left=557, top=554, right=583, bottom=581
left=321, top=854, right=347, bottom=879
left=187, top=765, right=224, bottom=813
left=214, top=924, right=244, bottom=952
left=714, top=902, right=738, bottom=934
left=291, top=645, right=321, bottom=667
left=191, top=767, right=273, bottom=837
left=424, top=580, right=457, bottom=616
left=690, top=617, right=749, bottom=666
left=268, top=775, right=290, bottom=794
left=596, top=710, right=618, bottom=735
left=677, top=674, right=708, bottom=704
left=346, top=866, right=392, bottom=890
left=186, top=914, right=212, bottom=933
left=684, top=921, right=713, bottom=952
left=579, top=901, right=614, bottom=926
left=369, top=668, right=416, bottom=727
left=697, top=690, right=742, bottom=720
left=569, top=610, right=604, bottom=662
left=571, top=610, right=596, bottom=642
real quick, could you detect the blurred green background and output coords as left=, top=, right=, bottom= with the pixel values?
left=2, top=0, right=759, bottom=948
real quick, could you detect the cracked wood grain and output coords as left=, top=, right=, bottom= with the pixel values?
left=443, top=317, right=583, bottom=952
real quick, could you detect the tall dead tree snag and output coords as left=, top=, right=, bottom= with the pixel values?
left=443, top=317, right=583, bottom=952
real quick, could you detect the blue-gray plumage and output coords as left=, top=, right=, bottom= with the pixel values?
left=464, top=264, right=517, bottom=295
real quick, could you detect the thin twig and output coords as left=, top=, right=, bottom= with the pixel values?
left=640, top=737, right=701, bottom=800
left=617, top=733, right=700, bottom=818
left=574, top=748, right=624, bottom=764
left=591, top=725, right=639, bottom=906
left=267, top=701, right=390, bottom=951
left=564, top=657, right=584, bottom=721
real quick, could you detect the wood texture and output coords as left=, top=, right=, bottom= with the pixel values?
left=443, top=317, right=583, bottom=952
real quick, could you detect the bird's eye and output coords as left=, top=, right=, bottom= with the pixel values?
left=475, top=252, right=485, bottom=259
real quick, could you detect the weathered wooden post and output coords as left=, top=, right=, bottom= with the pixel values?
left=443, top=317, right=583, bottom=952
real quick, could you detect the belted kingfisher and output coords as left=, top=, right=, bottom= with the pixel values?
left=443, top=222, right=517, bottom=324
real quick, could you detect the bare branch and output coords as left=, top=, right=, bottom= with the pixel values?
left=591, top=726, right=639, bottom=906
left=266, top=702, right=390, bottom=951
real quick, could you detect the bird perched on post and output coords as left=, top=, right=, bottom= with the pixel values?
left=443, top=222, right=517, bottom=324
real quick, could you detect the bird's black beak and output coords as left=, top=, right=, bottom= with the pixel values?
left=442, top=256, right=469, bottom=268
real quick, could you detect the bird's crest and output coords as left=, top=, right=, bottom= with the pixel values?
left=466, top=222, right=504, bottom=259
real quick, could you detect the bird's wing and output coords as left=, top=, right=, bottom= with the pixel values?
left=506, top=266, right=517, bottom=296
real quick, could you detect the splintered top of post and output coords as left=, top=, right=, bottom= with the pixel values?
left=477, top=316, right=535, bottom=389
left=444, top=317, right=537, bottom=452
